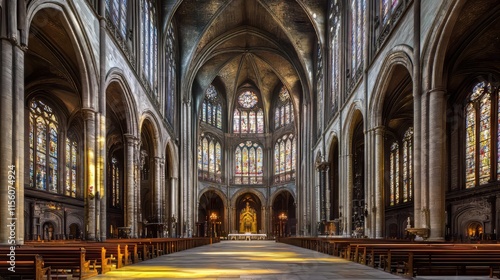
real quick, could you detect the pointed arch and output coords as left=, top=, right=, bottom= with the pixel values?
left=369, top=45, right=414, bottom=128
left=26, top=1, right=98, bottom=108
left=105, top=68, right=140, bottom=136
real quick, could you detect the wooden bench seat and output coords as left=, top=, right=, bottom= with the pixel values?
left=0, top=252, right=50, bottom=280
left=10, top=247, right=98, bottom=279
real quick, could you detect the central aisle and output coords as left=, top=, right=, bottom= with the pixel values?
left=90, top=240, right=405, bottom=279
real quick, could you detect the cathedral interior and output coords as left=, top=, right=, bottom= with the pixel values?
left=1, top=0, right=500, bottom=244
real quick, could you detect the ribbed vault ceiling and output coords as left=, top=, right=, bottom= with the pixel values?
left=167, top=0, right=325, bottom=111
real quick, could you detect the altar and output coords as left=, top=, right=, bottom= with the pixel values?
left=228, top=233, right=267, bottom=240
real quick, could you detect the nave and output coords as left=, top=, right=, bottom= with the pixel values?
left=89, top=241, right=405, bottom=280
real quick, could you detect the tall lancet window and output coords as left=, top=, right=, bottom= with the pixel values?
left=105, top=0, right=128, bottom=40
left=234, top=141, right=263, bottom=184
left=233, top=90, right=263, bottom=134
left=141, top=0, right=158, bottom=97
left=389, top=142, right=399, bottom=206
left=274, top=86, right=293, bottom=130
left=316, top=44, right=323, bottom=136
left=274, top=134, right=296, bottom=183
left=348, top=0, right=365, bottom=89
left=165, top=22, right=176, bottom=126
left=198, top=134, right=222, bottom=183
left=389, top=127, right=413, bottom=206
left=65, top=134, right=78, bottom=197
left=29, top=99, right=59, bottom=193
left=111, top=157, right=121, bottom=207
left=402, top=127, right=413, bottom=202
left=329, top=1, right=341, bottom=116
left=200, top=85, right=223, bottom=129
left=465, top=82, right=498, bottom=188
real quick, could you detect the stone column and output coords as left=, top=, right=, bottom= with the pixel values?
left=99, top=116, right=107, bottom=241
left=169, top=176, right=178, bottom=234
left=316, top=159, right=329, bottom=235
left=374, top=126, right=385, bottom=238
left=83, top=109, right=97, bottom=240
left=124, top=134, right=138, bottom=237
left=346, top=153, right=354, bottom=236
left=180, top=98, right=194, bottom=237
left=0, top=25, right=26, bottom=244
left=420, top=92, right=429, bottom=229
left=428, top=88, right=446, bottom=241
left=153, top=156, right=162, bottom=224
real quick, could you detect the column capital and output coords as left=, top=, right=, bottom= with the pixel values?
left=427, top=87, right=447, bottom=96
left=124, top=133, right=139, bottom=144
left=373, top=126, right=385, bottom=135
left=81, top=108, right=97, bottom=121
left=316, top=161, right=329, bottom=172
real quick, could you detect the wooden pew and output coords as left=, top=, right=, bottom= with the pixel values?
left=0, top=253, right=50, bottom=280
left=84, top=246, right=113, bottom=274
left=11, top=247, right=98, bottom=279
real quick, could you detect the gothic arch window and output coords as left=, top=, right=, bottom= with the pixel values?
left=110, top=157, right=121, bottom=207
left=141, top=0, right=158, bottom=97
left=389, top=127, right=413, bottom=206
left=389, top=142, right=399, bottom=206
left=105, top=0, right=128, bottom=40
left=198, top=134, right=222, bottom=183
left=465, top=82, right=500, bottom=188
left=329, top=1, right=341, bottom=116
left=233, top=90, right=263, bottom=134
left=65, top=134, right=78, bottom=197
left=316, top=43, right=324, bottom=136
left=274, top=86, right=293, bottom=130
left=381, top=0, right=400, bottom=26
left=274, top=134, right=296, bottom=183
left=29, top=99, right=59, bottom=193
left=234, top=141, right=263, bottom=184
left=165, top=22, right=176, bottom=126
left=201, top=85, right=223, bottom=129
left=347, top=0, right=365, bottom=91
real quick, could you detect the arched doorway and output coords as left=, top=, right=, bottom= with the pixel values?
left=198, top=190, right=224, bottom=237
left=272, top=191, right=296, bottom=237
left=42, top=222, right=55, bottom=241
left=69, top=223, right=81, bottom=240
left=328, top=137, right=340, bottom=235
left=467, top=221, right=483, bottom=241
left=352, top=119, right=365, bottom=237
left=235, top=193, right=261, bottom=234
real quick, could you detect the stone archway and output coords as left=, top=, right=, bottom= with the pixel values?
left=235, top=193, right=262, bottom=234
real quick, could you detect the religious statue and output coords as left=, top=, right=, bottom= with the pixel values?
left=239, top=202, right=257, bottom=233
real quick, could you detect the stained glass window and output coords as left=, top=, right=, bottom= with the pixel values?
left=198, top=135, right=222, bottom=183
left=200, top=85, right=223, bottom=129
left=105, top=0, right=128, bottom=39
left=111, top=157, right=120, bottom=207
left=238, top=91, right=258, bottom=108
left=275, top=86, right=294, bottom=130
left=465, top=82, right=499, bottom=188
left=141, top=0, right=158, bottom=97
left=330, top=1, right=340, bottom=115
left=402, top=128, right=413, bottom=203
left=234, top=141, right=263, bottom=184
left=165, top=22, right=176, bottom=126
left=29, top=99, right=58, bottom=193
left=388, top=127, right=413, bottom=206
left=349, top=0, right=365, bottom=81
left=317, top=44, right=324, bottom=135
left=274, top=134, right=296, bottom=183
left=380, top=0, right=400, bottom=25
left=65, top=137, right=77, bottom=198
left=233, top=90, right=263, bottom=134
left=390, top=142, right=399, bottom=206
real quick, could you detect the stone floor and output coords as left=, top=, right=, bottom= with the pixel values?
left=89, top=240, right=407, bottom=280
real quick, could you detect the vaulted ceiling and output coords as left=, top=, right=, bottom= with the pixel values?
left=165, top=0, right=326, bottom=113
